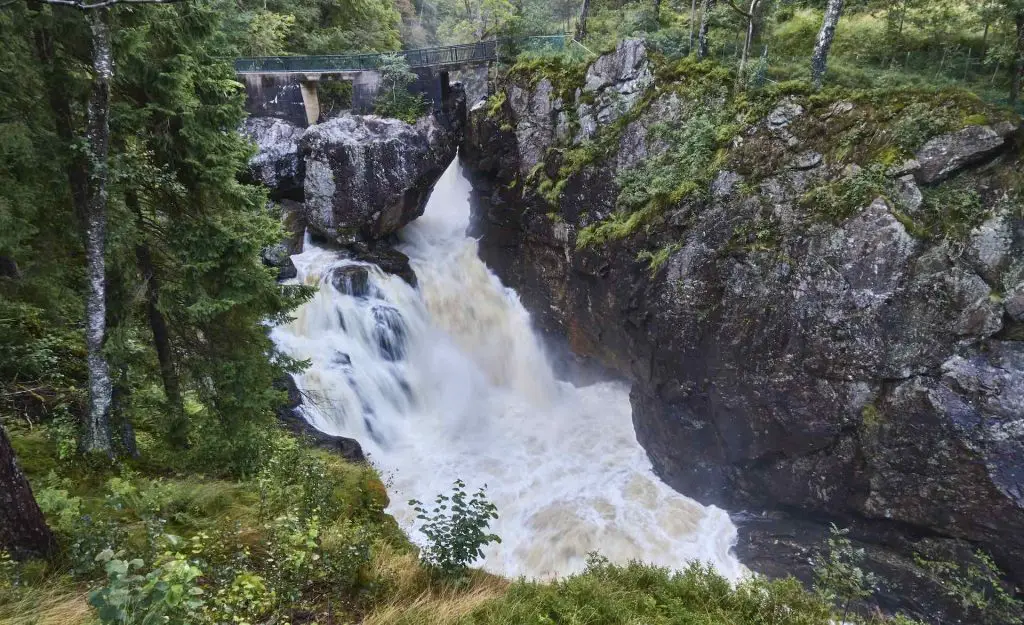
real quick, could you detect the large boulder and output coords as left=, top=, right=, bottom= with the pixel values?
left=300, top=86, right=465, bottom=243
left=242, top=117, right=305, bottom=200
left=914, top=123, right=1015, bottom=184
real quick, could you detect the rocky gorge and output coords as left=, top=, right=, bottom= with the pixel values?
left=461, top=40, right=1024, bottom=622
left=245, top=40, right=1024, bottom=623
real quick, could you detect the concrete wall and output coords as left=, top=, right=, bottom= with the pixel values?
left=241, top=74, right=308, bottom=127
left=242, top=66, right=463, bottom=125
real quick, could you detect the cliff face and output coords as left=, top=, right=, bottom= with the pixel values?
left=463, top=40, right=1024, bottom=620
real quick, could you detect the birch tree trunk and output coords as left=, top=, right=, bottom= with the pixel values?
left=697, top=0, right=717, bottom=59
left=737, top=0, right=761, bottom=86
left=810, top=0, right=844, bottom=89
left=82, top=8, right=114, bottom=455
left=0, top=425, right=56, bottom=560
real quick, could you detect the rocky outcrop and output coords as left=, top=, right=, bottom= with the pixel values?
left=463, top=39, right=1023, bottom=622
left=274, top=374, right=366, bottom=463
left=242, top=117, right=305, bottom=200
left=300, top=87, right=465, bottom=243
left=915, top=123, right=1015, bottom=184
left=245, top=84, right=464, bottom=284
left=300, top=111, right=461, bottom=242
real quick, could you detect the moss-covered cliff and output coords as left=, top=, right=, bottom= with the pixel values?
left=462, top=39, right=1024, bottom=622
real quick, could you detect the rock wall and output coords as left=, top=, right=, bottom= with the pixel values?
left=462, top=39, right=1024, bottom=621
left=242, top=82, right=465, bottom=276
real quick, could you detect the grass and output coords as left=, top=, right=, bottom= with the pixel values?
left=0, top=583, right=94, bottom=625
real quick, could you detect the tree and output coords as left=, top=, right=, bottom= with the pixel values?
left=26, top=0, right=180, bottom=457
left=696, top=0, right=717, bottom=59
left=723, top=0, right=767, bottom=86
left=0, top=424, right=56, bottom=560
left=811, top=0, right=844, bottom=89
left=575, top=0, right=590, bottom=41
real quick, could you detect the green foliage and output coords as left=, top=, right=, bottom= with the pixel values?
left=319, top=80, right=354, bottom=119
left=915, top=550, right=1024, bottom=625
left=800, top=164, right=894, bottom=223
left=462, top=555, right=833, bottom=625
left=637, top=243, right=682, bottom=277
left=374, top=53, right=427, bottom=123
left=577, top=103, right=726, bottom=248
left=89, top=544, right=205, bottom=625
left=244, top=11, right=296, bottom=56
left=813, top=524, right=878, bottom=621
left=409, top=480, right=501, bottom=581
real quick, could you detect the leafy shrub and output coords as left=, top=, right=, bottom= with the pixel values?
left=813, top=524, right=878, bottom=623
left=374, top=54, right=426, bottom=123
left=916, top=550, right=1024, bottom=625
left=409, top=480, right=500, bottom=581
left=89, top=543, right=205, bottom=625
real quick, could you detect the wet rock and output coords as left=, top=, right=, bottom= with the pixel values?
left=273, top=374, right=367, bottom=463
left=261, top=243, right=297, bottom=280
left=242, top=117, right=305, bottom=200
left=915, top=125, right=1010, bottom=184
left=330, top=265, right=370, bottom=297
left=343, top=242, right=417, bottom=287
left=300, top=85, right=465, bottom=242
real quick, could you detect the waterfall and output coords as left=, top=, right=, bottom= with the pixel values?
left=271, top=160, right=743, bottom=580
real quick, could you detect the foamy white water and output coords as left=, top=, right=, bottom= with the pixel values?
left=271, top=160, right=743, bottom=580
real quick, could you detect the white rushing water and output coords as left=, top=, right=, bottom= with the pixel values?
left=270, top=160, right=743, bottom=580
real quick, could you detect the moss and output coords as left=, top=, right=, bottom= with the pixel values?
left=577, top=203, right=662, bottom=249
left=800, top=164, right=893, bottom=223
left=486, top=91, right=507, bottom=118
left=862, top=404, right=883, bottom=431
left=507, top=53, right=589, bottom=103
left=636, top=243, right=682, bottom=277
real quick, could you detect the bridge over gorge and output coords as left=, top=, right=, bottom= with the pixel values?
left=236, top=36, right=571, bottom=126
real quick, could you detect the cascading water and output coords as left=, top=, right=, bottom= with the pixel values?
left=271, top=160, right=743, bottom=580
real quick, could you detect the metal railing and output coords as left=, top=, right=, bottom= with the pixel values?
left=235, top=35, right=566, bottom=74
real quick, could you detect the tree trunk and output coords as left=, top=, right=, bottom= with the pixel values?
left=575, top=0, right=591, bottom=42
left=737, top=0, right=761, bottom=86
left=654, top=0, right=661, bottom=21
left=697, top=0, right=717, bottom=59
left=132, top=227, right=186, bottom=446
left=82, top=8, right=114, bottom=456
left=1013, top=12, right=1024, bottom=104
left=0, top=425, right=56, bottom=560
left=810, top=0, right=844, bottom=90
left=688, top=0, right=697, bottom=53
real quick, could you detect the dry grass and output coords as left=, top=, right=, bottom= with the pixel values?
left=0, top=584, right=94, bottom=625
left=362, top=544, right=509, bottom=625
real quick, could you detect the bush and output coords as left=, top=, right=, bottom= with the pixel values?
left=374, top=54, right=427, bottom=123
left=409, top=480, right=500, bottom=581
